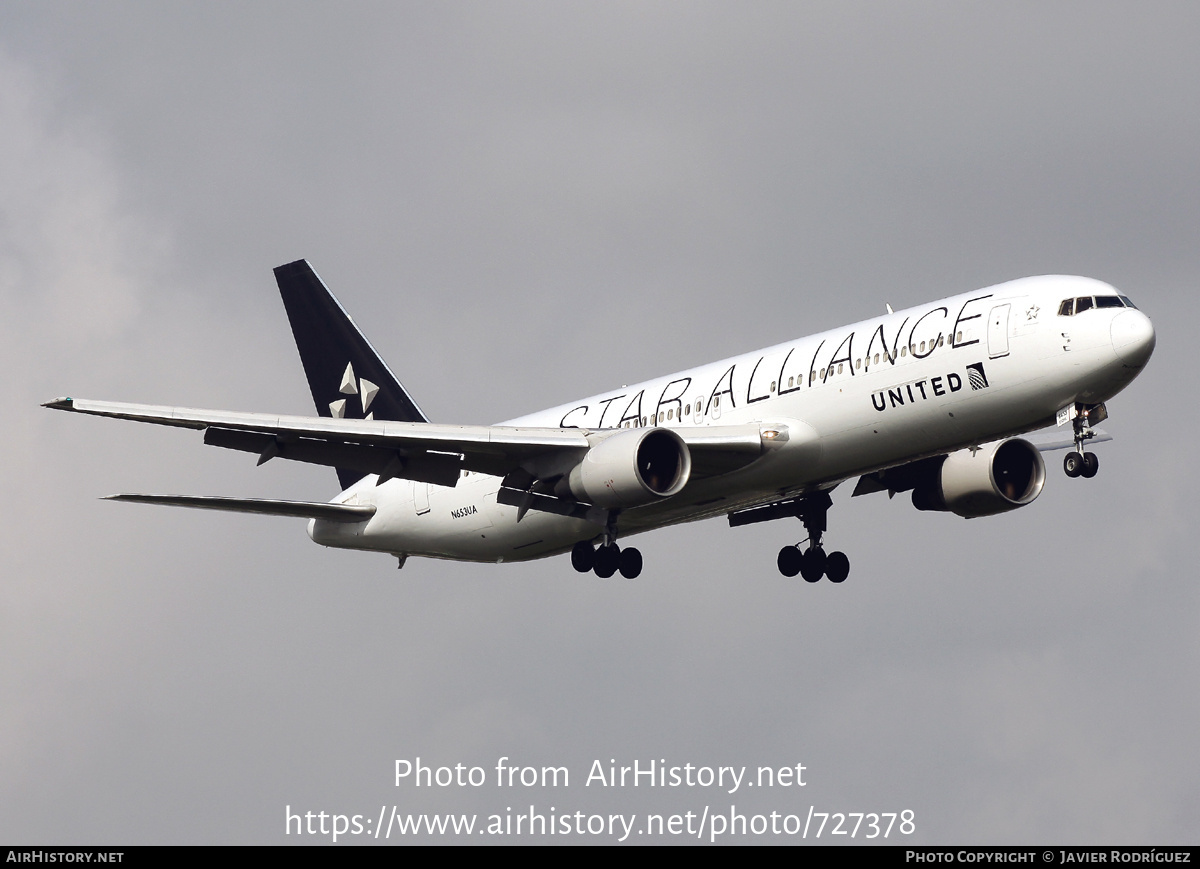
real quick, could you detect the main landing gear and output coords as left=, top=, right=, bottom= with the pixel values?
left=1063, top=403, right=1104, bottom=479
left=728, top=490, right=851, bottom=582
left=774, top=492, right=850, bottom=582
left=571, top=515, right=642, bottom=579
left=571, top=540, right=642, bottom=579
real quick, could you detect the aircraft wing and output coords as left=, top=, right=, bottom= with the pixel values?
left=44, top=397, right=769, bottom=489
left=1025, top=429, right=1112, bottom=451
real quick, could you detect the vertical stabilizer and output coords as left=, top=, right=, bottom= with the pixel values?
left=274, top=259, right=429, bottom=489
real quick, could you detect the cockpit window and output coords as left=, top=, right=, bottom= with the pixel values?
left=1059, top=294, right=1136, bottom=316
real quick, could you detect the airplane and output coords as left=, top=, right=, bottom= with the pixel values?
left=44, top=261, right=1156, bottom=581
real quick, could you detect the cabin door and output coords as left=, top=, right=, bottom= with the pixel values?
left=988, top=304, right=1011, bottom=358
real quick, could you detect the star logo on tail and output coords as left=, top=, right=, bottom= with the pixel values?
left=328, top=362, right=379, bottom=419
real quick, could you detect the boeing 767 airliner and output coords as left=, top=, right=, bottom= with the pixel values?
left=45, top=261, right=1155, bottom=581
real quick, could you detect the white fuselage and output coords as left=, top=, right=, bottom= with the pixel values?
left=310, top=275, right=1154, bottom=562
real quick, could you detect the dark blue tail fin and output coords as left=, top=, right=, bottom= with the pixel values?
left=274, top=259, right=429, bottom=489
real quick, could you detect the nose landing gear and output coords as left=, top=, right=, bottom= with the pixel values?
left=1064, top=403, right=1105, bottom=479
left=1063, top=450, right=1098, bottom=479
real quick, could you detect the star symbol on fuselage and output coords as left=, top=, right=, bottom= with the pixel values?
left=1026, top=304, right=1040, bottom=321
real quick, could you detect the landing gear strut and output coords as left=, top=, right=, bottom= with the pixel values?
left=1064, top=403, right=1103, bottom=479
left=770, top=492, right=850, bottom=583
left=570, top=516, right=642, bottom=579
left=729, top=490, right=852, bottom=583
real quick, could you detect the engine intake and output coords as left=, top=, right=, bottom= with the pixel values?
left=912, top=438, right=1046, bottom=518
left=567, top=428, right=691, bottom=509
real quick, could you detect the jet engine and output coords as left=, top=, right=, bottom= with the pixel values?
left=565, top=428, right=692, bottom=509
left=911, top=438, right=1046, bottom=518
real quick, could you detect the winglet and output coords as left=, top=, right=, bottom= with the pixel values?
left=42, top=397, right=75, bottom=410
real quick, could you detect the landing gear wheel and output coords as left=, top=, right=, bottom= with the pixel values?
left=594, top=543, right=620, bottom=579
left=825, top=551, right=850, bottom=583
left=571, top=541, right=595, bottom=573
left=618, top=547, right=643, bottom=579
left=1066, top=403, right=1106, bottom=479
left=801, top=547, right=826, bottom=583
left=777, top=546, right=802, bottom=577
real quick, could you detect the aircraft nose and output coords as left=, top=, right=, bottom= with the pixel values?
left=1111, top=309, right=1156, bottom=368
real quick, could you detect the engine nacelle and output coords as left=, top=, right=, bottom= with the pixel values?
left=912, top=438, right=1046, bottom=518
left=566, top=428, right=691, bottom=509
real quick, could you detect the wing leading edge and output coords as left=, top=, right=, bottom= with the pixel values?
left=43, top=397, right=770, bottom=491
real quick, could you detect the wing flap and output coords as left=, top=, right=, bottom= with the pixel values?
left=202, top=427, right=464, bottom=486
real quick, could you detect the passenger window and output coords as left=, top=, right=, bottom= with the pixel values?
left=667, top=409, right=673, bottom=420
left=770, top=381, right=776, bottom=393
left=874, top=353, right=880, bottom=364
left=788, top=377, right=794, bottom=388
left=837, top=363, right=843, bottom=374
left=685, top=403, right=691, bottom=416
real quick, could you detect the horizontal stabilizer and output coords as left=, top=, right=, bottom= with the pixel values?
left=104, top=494, right=376, bottom=523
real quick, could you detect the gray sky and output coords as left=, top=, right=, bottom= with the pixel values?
left=2, top=2, right=1197, bottom=844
